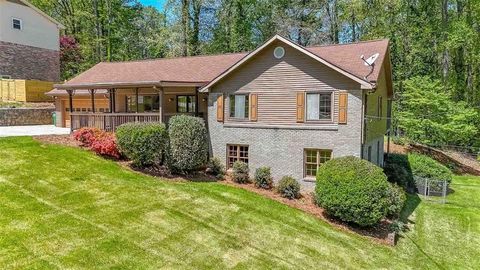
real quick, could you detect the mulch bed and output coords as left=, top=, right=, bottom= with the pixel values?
left=34, top=134, right=395, bottom=245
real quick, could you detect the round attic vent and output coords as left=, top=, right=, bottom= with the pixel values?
left=273, top=46, right=285, bottom=59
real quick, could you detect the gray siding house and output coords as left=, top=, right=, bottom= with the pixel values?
left=49, top=35, right=393, bottom=189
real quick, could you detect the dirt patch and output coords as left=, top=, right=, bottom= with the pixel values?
left=33, top=134, right=80, bottom=147
left=221, top=177, right=394, bottom=245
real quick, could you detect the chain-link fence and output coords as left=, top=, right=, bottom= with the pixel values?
left=415, top=176, right=448, bottom=203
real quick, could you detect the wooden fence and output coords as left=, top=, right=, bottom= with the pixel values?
left=0, top=79, right=54, bottom=102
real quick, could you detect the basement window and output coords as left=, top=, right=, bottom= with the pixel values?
left=12, top=18, right=22, bottom=30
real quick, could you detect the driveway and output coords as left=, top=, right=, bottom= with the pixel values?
left=0, top=125, right=70, bottom=137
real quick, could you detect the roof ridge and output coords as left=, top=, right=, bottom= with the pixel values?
left=306, top=38, right=389, bottom=49
left=101, top=51, right=249, bottom=65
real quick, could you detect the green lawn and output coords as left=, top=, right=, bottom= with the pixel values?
left=0, top=137, right=478, bottom=269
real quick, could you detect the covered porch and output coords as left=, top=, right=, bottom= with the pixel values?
left=52, top=82, right=208, bottom=132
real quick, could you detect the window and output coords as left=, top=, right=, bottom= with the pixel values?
left=377, top=141, right=381, bottom=165
left=126, top=95, right=160, bottom=112
left=176, top=95, right=196, bottom=113
left=304, top=149, right=332, bottom=178
left=227, top=144, right=249, bottom=168
left=367, top=146, right=372, bottom=162
left=12, top=18, right=22, bottom=30
left=378, top=96, right=383, bottom=117
left=229, top=94, right=249, bottom=119
left=306, top=93, right=332, bottom=121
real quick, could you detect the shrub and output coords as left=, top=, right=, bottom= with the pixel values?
left=408, top=153, right=452, bottom=184
left=116, top=122, right=167, bottom=167
left=277, top=176, right=301, bottom=199
left=383, top=154, right=415, bottom=191
left=206, top=157, right=225, bottom=178
left=73, top=127, right=102, bottom=147
left=254, top=167, right=273, bottom=189
left=315, top=156, right=391, bottom=227
left=90, top=132, right=120, bottom=159
left=167, top=115, right=208, bottom=173
left=232, top=161, right=249, bottom=183
left=386, top=184, right=406, bottom=217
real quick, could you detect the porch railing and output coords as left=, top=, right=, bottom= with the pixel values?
left=71, top=113, right=161, bottom=132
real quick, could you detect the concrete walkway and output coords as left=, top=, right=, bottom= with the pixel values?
left=0, top=125, right=70, bottom=137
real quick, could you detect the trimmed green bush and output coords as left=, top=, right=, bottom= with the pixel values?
left=254, top=167, right=273, bottom=189
left=232, top=161, right=249, bottom=183
left=315, top=156, right=391, bottom=227
left=386, top=184, right=406, bottom=217
left=408, top=153, right=452, bottom=184
left=116, top=122, right=167, bottom=167
left=277, top=176, right=300, bottom=199
left=384, top=154, right=415, bottom=190
left=167, top=115, right=208, bottom=173
left=207, top=157, right=225, bottom=178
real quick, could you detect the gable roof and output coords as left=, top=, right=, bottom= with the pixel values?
left=11, top=0, right=65, bottom=29
left=52, top=35, right=391, bottom=93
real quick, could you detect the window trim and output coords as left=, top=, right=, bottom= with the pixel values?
left=228, top=94, right=250, bottom=121
left=303, top=148, right=332, bottom=179
left=176, top=95, right=196, bottom=113
left=12, top=18, right=22, bottom=30
left=305, top=91, right=334, bottom=123
left=226, top=144, right=249, bottom=168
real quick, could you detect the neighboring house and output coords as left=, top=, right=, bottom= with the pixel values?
left=0, top=0, right=63, bottom=102
left=48, top=35, right=393, bottom=188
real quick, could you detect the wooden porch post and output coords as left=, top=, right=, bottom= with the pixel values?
left=108, top=89, right=113, bottom=113
left=135, top=88, right=139, bottom=113
left=195, top=87, right=199, bottom=117
left=112, top=88, right=116, bottom=113
left=89, top=89, right=95, bottom=113
left=158, top=86, right=163, bottom=123
left=67, top=89, right=74, bottom=132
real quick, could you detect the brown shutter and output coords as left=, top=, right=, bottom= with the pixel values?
left=338, top=92, right=348, bottom=124
left=296, top=92, right=305, bottom=123
left=216, top=94, right=224, bottom=122
left=249, top=93, right=258, bottom=121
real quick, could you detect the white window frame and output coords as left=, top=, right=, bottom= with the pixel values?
left=305, top=91, right=334, bottom=122
left=12, top=18, right=22, bottom=30
left=228, top=94, right=249, bottom=120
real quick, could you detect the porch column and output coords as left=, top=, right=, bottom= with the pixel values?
left=135, top=88, right=139, bottom=113
left=112, top=88, right=116, bottom=113
left=158, top=86, right=163, bottom=123
left=195, top=87, right=199, bottom=117
left=89, top=89, right=95, bottom=113
left=67, top=89, right=74, bottom=132
left=108, top=89, right=113, bottom=113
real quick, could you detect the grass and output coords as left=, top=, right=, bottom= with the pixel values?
left=0, top=137, right=478, bottom=269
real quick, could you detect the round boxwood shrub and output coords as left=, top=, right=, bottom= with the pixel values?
left=383, top=153, right=415, bottom=191
left=232, top=161, right=249, bottom=183
left=116, top=122, right=167, bottom=167
left=277, top=176, right=300, bottom=199
left=206, top=157, right=225, bottom=178
left=254, top=166, right=273, bottom=189
left=408, top=153, right=452, bottom=184
left=386, top=184, right=406, bottom=217
left=315, top=156, right=391, bottom=227
left=167, top=115, right=208, bottom=173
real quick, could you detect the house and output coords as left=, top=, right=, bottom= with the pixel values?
left=48, top=35, right=393, bottom=188
left=0, top=0, right=64, bottom=101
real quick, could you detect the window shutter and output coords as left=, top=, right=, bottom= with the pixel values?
left=249, top=93, right=258, bottom=121
left=216, top=94, right=224, bottom=122
left=296, top=92, right=305, bottom=123
left=338, top=92, right=348, bottom=124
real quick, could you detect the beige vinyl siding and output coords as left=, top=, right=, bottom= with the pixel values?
left=365, top=65, right=389, bottom=142
left=211, top=40, right=360, bottom=126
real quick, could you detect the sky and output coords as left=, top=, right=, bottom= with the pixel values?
left=139, top=0, right=166, bottom=10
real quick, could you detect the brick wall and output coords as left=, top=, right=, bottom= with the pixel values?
left=207, top=91, right=363, bottom=190
left=0, top=41, right=60, bottom=82
left=0, top=108, right=54, bottom=126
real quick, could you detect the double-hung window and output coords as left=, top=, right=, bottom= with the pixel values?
left=126, top=95, right=160, bottom=112
left=177, top=95, right=196, bottom=113
left=229, top=94, right=249, bottom=119
left=304, top=149, right=332, bottom=178
left=306, top=92, right=332, bottom=121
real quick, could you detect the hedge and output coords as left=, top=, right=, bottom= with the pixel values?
left=116, top=122, right=167, bottom=167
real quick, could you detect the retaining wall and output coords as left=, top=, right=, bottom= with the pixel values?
left=0, top=108, right=54, bottom=126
